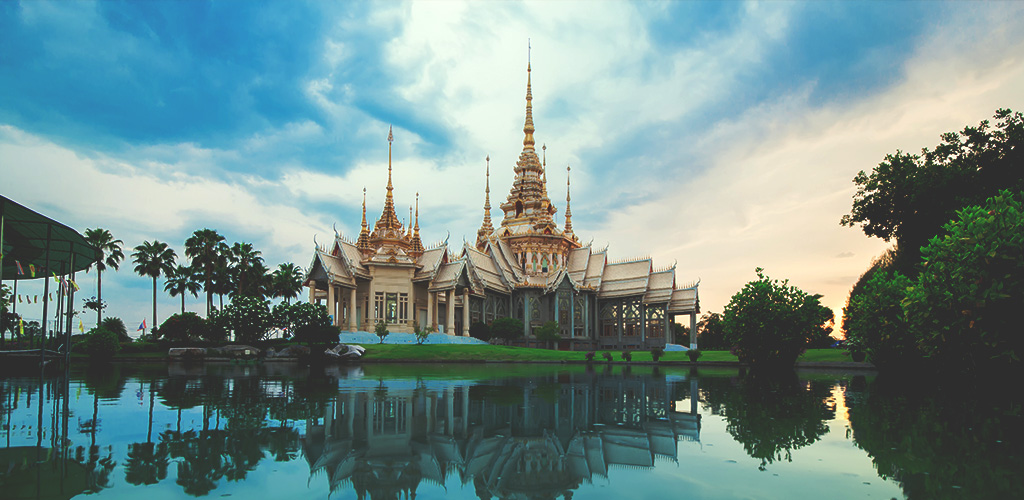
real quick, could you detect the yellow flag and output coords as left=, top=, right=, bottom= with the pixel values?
left=19, top=318, right=24, bottom=337
left=79, top=319, right=84, bottom=333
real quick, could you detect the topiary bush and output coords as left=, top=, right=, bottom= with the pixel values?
left=158, top=312, right=217, bottom=344
left=469, top=321, right=491, bottom=341
left=620, top=350, right=632, bottom=362
left=535, top=321, right=560, bottom=349
left=686, top=349, right=702, bottom=362
left=491, top=317, right=524, bottom=343
left=651, top=346, right=665, bottom=363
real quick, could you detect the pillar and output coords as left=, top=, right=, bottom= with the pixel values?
left=327, top=284, right=336, bottom=327
left=446, top=289, right=455, bottom=335
left=523, top=295, right=530, bottom=338
left=308, top=284, right=315, bottom=304
left=349, top=288, right=357, bottom=332
left=427, top=291, right=435, bottom=329
left=462, top=289, right=470, bottom=336
left=690, top=312, right=697, bottom=350
left=569, top=292, right=575, bottom=339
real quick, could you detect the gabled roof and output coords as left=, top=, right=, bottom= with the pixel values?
left=307, top=250, right=356, bottom=288
left=429, top=259, right=466, bottom=291
left=495, top=238, right=524, bottom=283
left=643, top=268, right=676, bottom=304
left=567, top=246, right=591, bottom=286
left=464, top=245, right=511, bottom=293
left=599, top=259, right=651, bottom=299
left=414, top=245, right=447, bottom=281
left=338, top=239, right=368, bottom=275
left=667, top=286, right=700, bottom=314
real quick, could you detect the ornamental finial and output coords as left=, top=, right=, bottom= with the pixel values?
left=565, top=164, right=574, bottom=234
left=523, top=43, right=535, bottom=148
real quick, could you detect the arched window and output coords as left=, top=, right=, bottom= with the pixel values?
left=541, top=256, right=549, bottom=273
left=515, top=201, right=524, bottom=216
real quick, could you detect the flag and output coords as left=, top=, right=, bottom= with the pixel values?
left=29, top=264, right=36, bottom=277
left=138, top=319, right=146, bottom=331
left=19, top=318, right=24, bottom=337
left=15, top=261, right=24, bottom=275
left=17, top=295, right=22, bottom=303
left=53, top=272, right=59, bottom=283
left=34, top=295, right=38, bottom=304
left=71, top=280, right=79, bottom=292
left=79, top=319, right=84, bottom=333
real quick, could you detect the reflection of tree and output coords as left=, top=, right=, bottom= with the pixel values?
left=163, top=429, right=228, bottom=497
left=82, top=444, right=117, bottom=494
left=847, top=376, right=1024, bottom=499
left=124, top=441, right=169, bottom=486
left=707, top=371, right=833, bottom=470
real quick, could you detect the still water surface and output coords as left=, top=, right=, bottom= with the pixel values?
left=1, top=363, right=1020, bottom=499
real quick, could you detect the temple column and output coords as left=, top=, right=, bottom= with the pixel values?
left=327, top=284, right=336, bottom=327
left=690, top=312, right=697, bottom=350
left=409, top=283, right=416, bottom=330
left=569, top=291, right=575, bottom=339
left=462, top=289, right=470, bottom=336
left=349, top=288, right=357, bottom=332
left=446, top=289, right=455, bottom=335
left=427, top=291, right=435, bottom=329
left=368, top=281, right=376, bottom=325
left=308, top=284, right=315, bottom=304
left=641, top=305, right=647, bottom=348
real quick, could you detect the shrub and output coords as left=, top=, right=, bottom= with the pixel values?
left=79, top=327, right=120, bottom=360
left=100, top=317, right=130, bottom=343
left=294, top=324, right=341, bottom=345
left=695, top=313, right=729, bottom=349
left=272, top=302, right=330, bottom=339
left=585, top=351, right=596, bottom=362
left=904, top=189, right=1024, bottom=371
left=651, top=346, right=664, bottom=363
left=374, top=321, right=389, bottom=344
left=687, top=349, right=702, bottom=362
left=491, top=317, right=524, bottom=342
left=620, top=350, right=632, bottom=362
left=469, top=321, right=491, bottom=341
left=602, top=351, right=613, bottom=363
left=535, top=321, right=560, bottom=348
left=415, top=325, right=436, bottom=345
left=723, top=268, right=833, bottom=370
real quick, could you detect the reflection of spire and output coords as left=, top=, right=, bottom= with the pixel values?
left=565, top=164, right=574, bottom=236
left=477, top=156, right=494, bottom=250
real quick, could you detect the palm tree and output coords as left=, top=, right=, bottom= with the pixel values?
left=83, top=228, right=125, bottom=325
left=165, top=264, right=202, bottom=315
left=228, top=242, right=263, bottom=297
left=133, top=241, right=177, bottom=330
left=271, top=263, right=304, bottom=303
left=184, top=229, right=226, bottom=316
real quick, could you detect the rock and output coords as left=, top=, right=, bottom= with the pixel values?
left=168, top=348, right=207, bottom=359
left=220, top=345, right=260, bottom=359
left=267, top=345, right=310, bottom=358
left=324, top=344, right=365, bottom=360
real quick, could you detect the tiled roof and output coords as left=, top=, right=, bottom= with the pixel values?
left=311, top=251, right=355, bottom=287
left=598, top=259, right=651, bottom=299
left=414, top=246, right=447, bottom=281
left=465, top=246, right=510, bottom=293
left=567, top=246, right=591, bottom=285
left=429, top=260, right=465, bottom=291
left=338, top=240, right=367, bottom=274
left=643, top=268, right=676, bottom=304
left=495, top=239, right=524, bottom=283
left=667, top=287, right=699, bottom=314
left=583, top=250, right=606, bottom=289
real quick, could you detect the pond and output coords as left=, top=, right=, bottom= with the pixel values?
left=0, top=363, right=1020, bottom=499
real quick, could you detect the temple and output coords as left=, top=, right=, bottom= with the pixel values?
left=304, top=56, right=700, bottom=350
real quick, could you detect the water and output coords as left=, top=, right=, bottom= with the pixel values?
left=0, top=363, right=1020, bottom=499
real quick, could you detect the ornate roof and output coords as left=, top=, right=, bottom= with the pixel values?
left=599, top=258, right=652, bottom=299
left=667, top=286, right=700, bottom=314
left=643, top=267, right=676, bottom=304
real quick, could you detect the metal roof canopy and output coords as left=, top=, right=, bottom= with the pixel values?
left=1, top=195, right=101, bottom=280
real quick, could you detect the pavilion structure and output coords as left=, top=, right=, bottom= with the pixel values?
left=305, top=57, right=700, bottom=350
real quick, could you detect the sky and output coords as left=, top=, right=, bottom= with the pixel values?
left=2, top=0, right=1024, bottom=335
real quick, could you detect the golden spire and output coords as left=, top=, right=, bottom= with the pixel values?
left=477, top=155, right=494, bottom=250
left=415, top=193, right=420, bottom=232
left=523, top=41, right=535, bottom=149
left=374, top=125, right=403, bottom=235
left=357, top=187, right=370, bottom=251
left=407, top=205, right=413, bottom=238
left=387, top=125, right=394, bottom=194
left=541, top=143, right=547, bottom=190
left=410, top=192, right=424, bottom=256
left=564, top=164, right=573, bottom=235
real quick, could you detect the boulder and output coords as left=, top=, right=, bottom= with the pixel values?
left=267, top=345, right=310, bottom=358
left=324, top=344, right=365, bottom=360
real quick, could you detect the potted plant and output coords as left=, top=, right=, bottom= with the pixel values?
left=686, top=348, right=701, bottom=363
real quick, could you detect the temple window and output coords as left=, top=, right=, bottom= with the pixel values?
left=374, top=292, right=385, bottom=320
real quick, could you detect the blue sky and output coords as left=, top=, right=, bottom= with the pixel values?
left=3, top=1, right=1023, bottom=333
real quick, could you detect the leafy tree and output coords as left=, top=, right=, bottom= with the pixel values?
left=904, top=189, right=1024, bottom=371
left=100, top=316, right=131, bottom=343
left=159, top=312, right=223, bottom=344
left=469, top=321, right=491, bottom=341
left=229, top=242, right=265, bottom=298
left=133, top=240, right=177, bottom=331
left=271, top=302, right=330, bottom=338
left=491, top=317, right=524, bottom=342
left=184, top=229, right=227, bottom=315
left=842, top=109, right=1024, bottom=272
left=270, top=263, right=304, bottom=303
left=164, top=264, right=202, bottom=315
left=415, top=324, right=436, bottom=345
left=210, top=296, right=272, bottom=344
left=723, top=268, right=833, bottom=369
left=84, top=228, right=125, bottom=325
left=842, top=271, right=917, bottom=371
left=374, top=321, right=389, bottom=344
left=535, top=320, right=560, bottom=348
left=695, top=312, right=728, bottom=349
left=82, top=295, right=108, bottom=316
left=671, top=322, right=690, bottom=345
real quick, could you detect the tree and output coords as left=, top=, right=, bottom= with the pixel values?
left=184, top=229, right=226, bottom=316
left=100, top=317, right=131, bottom=343
left=904, top=189, right=1024, bottom=372
left=165, top=265, right=202, bottom=315
left=842, top=271, right=916, bottom=370
left=78, top=326, right=121, bottom=360
left=723, top=268, right=834, bottom=369
left=158, top=312, right=223, bottom=344
left=842, top=109, right=1024, bottom=273
left=83, top=296, right=107, bottom=316
left=210, top=296, right=271, bottom=344
left=695, top=312, right=728, bottom=349
left=491, top=317, right=524, bottom=343
left=133, top=241, right=177, bottom=332
left=535, top=321, right=560, bottom=349
left=469, top=321, right=491, bottom=341
left=272, top=302, right=330, bottom=338
left=84, top=228, right=125, bottom=325
left=374, top=321, right=389, bottom=344
left=271, top=263, right=304, bottom=303
left=228, top=242, right=265, bottom=298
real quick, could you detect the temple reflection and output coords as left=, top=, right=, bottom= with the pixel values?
left=303, top=371, right=701, bottom=499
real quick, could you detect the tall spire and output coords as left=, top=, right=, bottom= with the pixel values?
left=373, top=125, right=403, bottom=236
left=477, top=155, right=494, bottom=250
left=564, top=164, right=574, bottom=235
left=410, top=192, right=424, bottom=256
left=523, top=40, right=535, bottom=149
left=357, top=187, right=370, bottom=251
